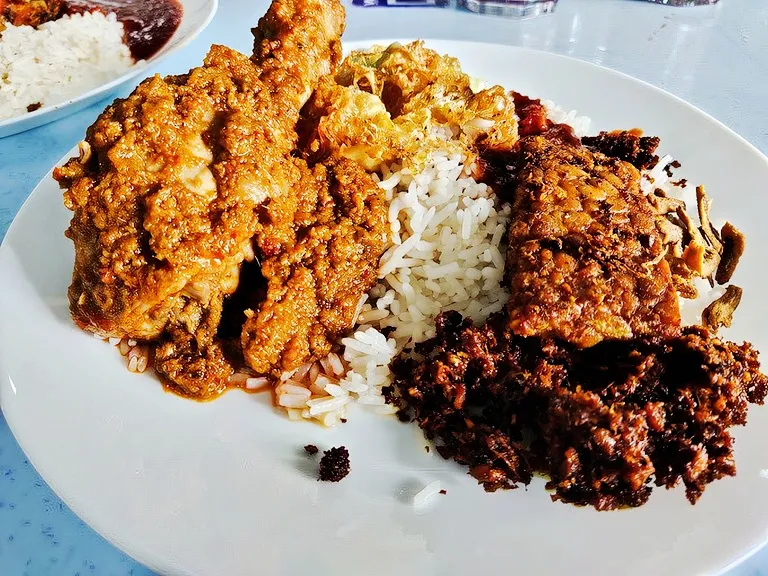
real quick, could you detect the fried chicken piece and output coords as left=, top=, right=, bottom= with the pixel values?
left=251, top=0, right=344, bottom=108
left=487, top=136, right=681, bottom=348
left=390, top=311, right=768, bottom=509
left=300, top=41, right=518, bottom=170
left=1, top=0, right=62, bottom=27
left=241, top=158, right=388, bottom=375
left=54, top=0, right=346, bottom=398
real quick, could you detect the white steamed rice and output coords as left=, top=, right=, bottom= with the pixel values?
left=0, top=11, right=134, bottom=120
left=413, top=480, right=442, bottom=507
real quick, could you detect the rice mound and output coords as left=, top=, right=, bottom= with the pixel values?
left=0, top=11, right=134, bottom=120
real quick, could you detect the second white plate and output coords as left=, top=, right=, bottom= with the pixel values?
left=0, top=0, right=218, bottom=138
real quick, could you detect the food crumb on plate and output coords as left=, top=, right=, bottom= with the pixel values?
left=413, top=480, right=442, bottom=507
left=304, top=444, right=319, bottom=456
left=318, top=446, right=350, bottom=482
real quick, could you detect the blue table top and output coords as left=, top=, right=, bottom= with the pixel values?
left=2, top=0, right=768, bottom=574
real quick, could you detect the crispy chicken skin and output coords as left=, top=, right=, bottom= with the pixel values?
left=498, top=136, right=681, bottom=347
left=334, top=40, right=517, bottom=150
left=55, top=0, right=346, bottom=398
left=242, top=158, right=388, bottom=375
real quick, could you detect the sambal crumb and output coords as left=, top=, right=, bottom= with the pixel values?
left=304, top=444, right=319, bottom=456
left=340, top=418, right=347, bottom=424
left=318, top=446, right=350, bottom=482
left=439, top=489, right=447, bottom=495
left=380, top=326, right=396, bottom=337
left=425, top=446, right=430, bottom=453
left=581, top=129, right=661, bottom=171
left=664, top=160, right=682, bottom=177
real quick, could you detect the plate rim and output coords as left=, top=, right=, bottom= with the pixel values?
left=2, top=38, right=768, bottom=576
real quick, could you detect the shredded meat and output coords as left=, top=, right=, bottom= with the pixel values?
left=389, top=311, right=768, bottom=510
left=486, top=136, right=681, bottom=348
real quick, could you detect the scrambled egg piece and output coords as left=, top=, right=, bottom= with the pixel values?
left=300, top=41, right=519, bottom=171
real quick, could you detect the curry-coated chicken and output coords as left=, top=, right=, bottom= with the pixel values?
left=494, top=136, right=682, bottom=347
left=54, top=0, right=346, bottom=398
left=241, top=158, right=388, bottom=375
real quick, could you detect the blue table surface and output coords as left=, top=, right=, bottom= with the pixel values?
left=2, top=0, right=768, bottom=574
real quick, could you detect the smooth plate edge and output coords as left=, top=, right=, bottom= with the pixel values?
left=2, top=39, right=768, bottom=576
left=0, top=0, right=219, bottom=138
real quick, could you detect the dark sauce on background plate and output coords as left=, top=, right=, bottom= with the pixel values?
left=66, top=0, right=183, bottom=60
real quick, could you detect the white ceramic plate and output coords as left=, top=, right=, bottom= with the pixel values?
left=2, top=40, right=768, bottom=576
left=0, top=0, right=218, bottom=138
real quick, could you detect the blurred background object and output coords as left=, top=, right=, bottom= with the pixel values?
left=640, top=0, right=719, bottom=5
left=457, top=0, right=557, bottom=18
left=352, top=0, right=721, bottom=16
left=351, top=0, right=449, bottom=6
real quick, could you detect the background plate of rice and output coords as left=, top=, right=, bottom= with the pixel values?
left=0, top=0, right=218, bottom=138
left=3, top=39, right=768, bottom=576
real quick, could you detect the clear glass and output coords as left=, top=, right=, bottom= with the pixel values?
left=637, top=0, right=718, bottom=4
left=456, top=0, right=558, bottom=18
